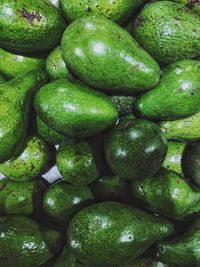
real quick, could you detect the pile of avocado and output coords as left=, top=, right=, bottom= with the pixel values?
left=1, top=0, right=200, bottom=266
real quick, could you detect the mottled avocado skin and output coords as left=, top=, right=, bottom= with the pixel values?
left=156, top=218, right=200, bottom=266
left=67, top=201, right=174, bottom=266
left=110, top=95, right=136, bottom=116
left=0, top=70, right=47, bottom=163
left=60, top=0, right=145, bottom=23
left=132, top=1, right=200, bottom=64
left=0, top=135, right=51, bottom=181
left=0, top=0, right=65, bottom=52
left=34, top=79, right=118, bottom=138
left=46, top=46, right=74, bottom=81
left=61, top=16, right=160, bottom=93
left=0, top=216, right=62, bottom=267
left=104, top=115, right=168, bottom=180
left=135, top=60, right=200, bottom=120
left=43, top=180, right=94, bottom=222
left=57, top=139, right=98, bottom=185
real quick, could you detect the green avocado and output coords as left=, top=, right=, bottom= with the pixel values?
left=135, top=60, right=200, bottom=120
left=104, top=115, right=167, bottom=180
left=0, top=0, right=65, bottom=52
left=61, top=16, right=160, bottom=93
left=46, top=46, right=74, bottom=81
left=0, top=216, right=62, bottom=267
left=52, top=246, right=83, bottom=267
left=132, top=1, right=200, bottom=64
left=0, top=135, right=51, bottom=181
left=43, top=180, right=94, bottom=222
left=0, top=70, right=47, bottom=163
left=124, top=258, right=168, bottom=267
left=57, top=139, right=98, bottom=185
left=132, top=168, right=200, bottom=220
left=110, top=95, right=136, bottom=116
left=34, top=79, right=118, bottom=138
left=156, top=218, right=200, bottom=266
left=67, top=201, right=174, bottom=266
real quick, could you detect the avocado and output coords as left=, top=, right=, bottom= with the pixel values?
left=110, top=95, right=136, bottom=116
left=0, top=216, right=62, bottom=267
left=46, top=46, right=74, bottom=81
left=135, top=60, right=200, bottom=120
left=53, top=246, right=84, bottom=267
left=162, top=0, right=200, bottom=17
left=0, top=0, right=65, bottom=52
left=156, top=218, right=200, bottom=266
left=132, top=1, right=200, bottom=64
left=0, top=70, right=47, bottom=163
left=104, top=115, right=167, bottom=180
left=34, top=79, right=118, bottom=138
left=61, top=16, right=160, bottom=93
left=67, top=201, right=174, bottom=266
left=125, top=258, right=169, bottom=267
left=57, top=139, right=98, bottom=185
left=132, top=168, right=200, bottom=220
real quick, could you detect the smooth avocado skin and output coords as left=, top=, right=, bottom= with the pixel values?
left=104, top=115, right=168, bottom=180
left=132, top=1, right=200, bottom=64
left=61, top=16, right=160, bottom=93
left=43, top=180, right=94, bottom=222
left=135, top=60, right=200, bottom=120
left=57, top=139, right=98, bottom=185
left=0, top=0, right=66, bottom=52
left=110, top=95, right=136, bottom=116
left=0, top=70, right=48, bottom=163
left=156, top=218, right=200, bottom=266
left=132, top=168, right=200, bottom=220
left=67, top=201, right=174, bottom=267
left=0, top=216, right=62, bottom=267
left=34, top=79, right=118, bottom=138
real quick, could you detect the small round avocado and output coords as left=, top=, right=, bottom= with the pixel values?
left=110, top=95, right=136, bottom=116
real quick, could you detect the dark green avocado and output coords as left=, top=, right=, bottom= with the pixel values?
left=110, top=95, right=136, bottom=116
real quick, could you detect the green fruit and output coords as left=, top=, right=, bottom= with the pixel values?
left=0, top=0, right=65, bottom=52
left=57, top=139, right=98, bottom=185
left=156, top=218, right=200, bottom=266
left=61, top=16, right=160, bottom=93
left=53, top=246, right=83, bottom=267
left=110, top=95, right=136, bottom=116
left=46, top=46, right=74, bottom=81
left=0, top=216, right=62, bottom=267
left=43, top=180, right=94, bottom=222
left=67, top=201, right=174, bottom=266
left=135, top=60, right=200, bottom=120
left=132, top=1, right=200, bottom=64
left=125, top=258, right=168, bottom=267
left=132, top=168, right=200, bottom=220
left=0, top=70, right=47, bottom=163
left=34, top=79, right=118, bottom=138
left=104, top=115, right=167, bottom=180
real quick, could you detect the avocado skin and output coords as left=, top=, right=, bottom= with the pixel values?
left=57, top=139, right=98, bottom=185
left=0, top=0, right=65, bottom=52
left=46, top=46, right=74, bottom=81
left=132, top=1, right=200, bottom=64
left=67, top=201, right=174, bottom=266
left=104, top=115, right=167, bottom=180
left=0, top=70, right=48, bottom=163
left=43, top=180, right=94, bottom=222
left=156, top=218, right=200, bottom=266
left=132, top=168, right=200, bottom=220
left=61, top=16, right=160, bottom=93
left=0, top=216, right=62, bottom=267
left=110, top=95, right=136, bottom=116
left=34, top=79, right=118, bottom=138
left=135, top=60, right=200, bottom=120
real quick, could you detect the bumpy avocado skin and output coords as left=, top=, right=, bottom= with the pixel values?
left=135, top=60, right=200, bottom=120
left=0, top=0, right=65, bottom=52
left=61, top=16, right=160, bottom=93
left=67, top=201, right=174, bottom=266
left=0, top=216, right=62, bottom=267
left=0, top=70, right=47, bottom=163
left=46, top=46, right=74, bottom=81
left=132, top=168, right=200, bottom=220
left=60, top=0, right=145, bottom=23
left=34, top=79, right=118, bottom=138
left=156, top=218, right=200, bottom=266
left=57, top=139, right=98, bottom=185
left=110, top=95, right=136, bottom=116
left=43, top=180, right=94, bottom=222
left=104, top=115, right=167, bottom=180
left=132, top=1, right=200, bottom=64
